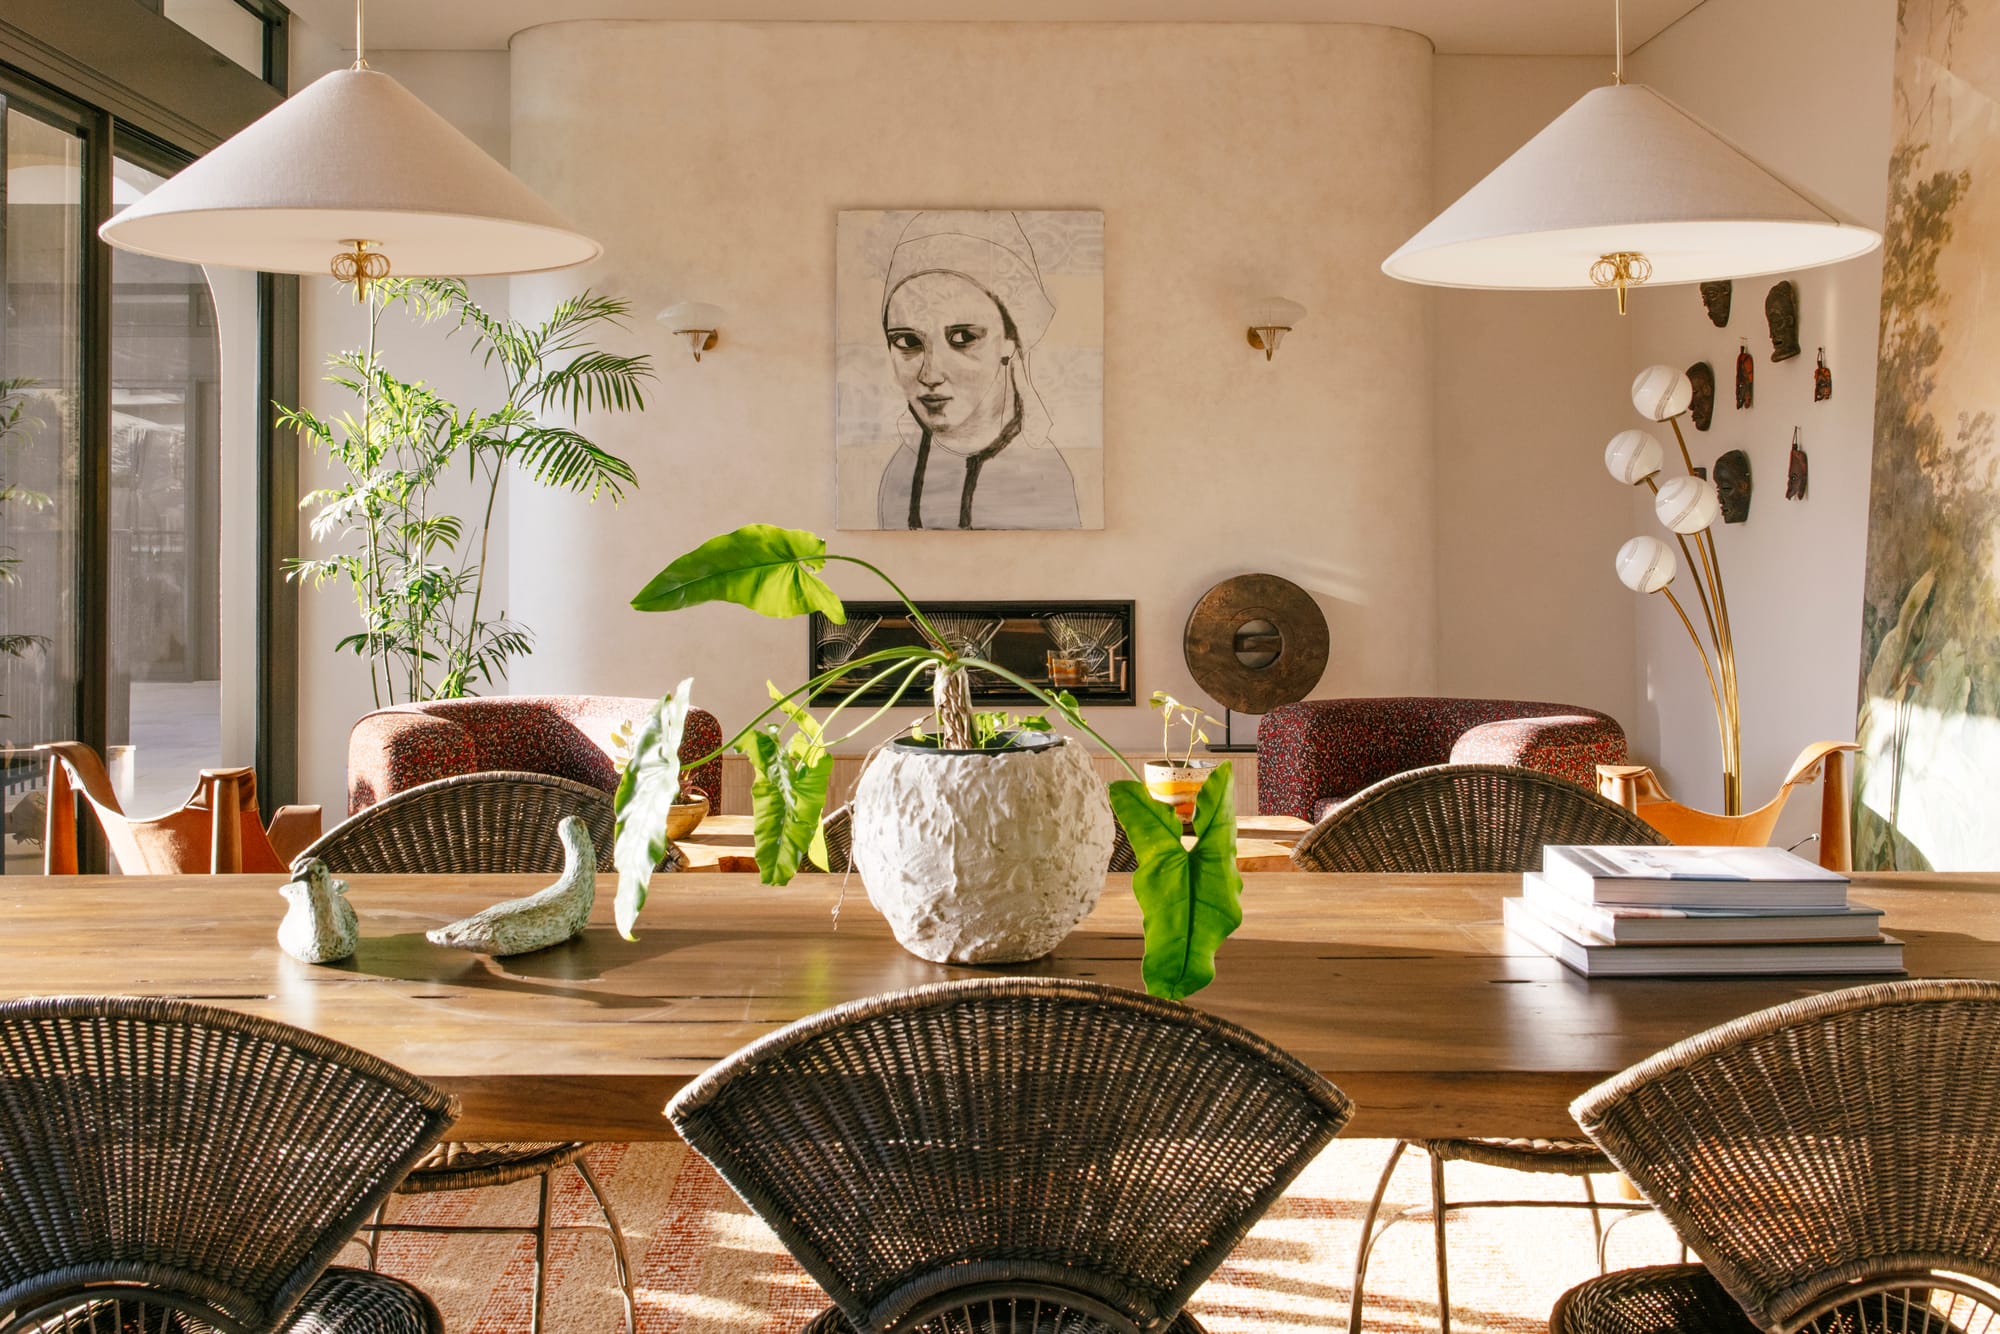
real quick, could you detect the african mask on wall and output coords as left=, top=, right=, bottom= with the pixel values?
left=1687, top=361, right=1716, bottom=430
left=1736, top=340, right=1754, bottom=409
left=1788, top=428, right=1809, bottom=499
left=1766, top=280, right=1801, bottom=362
left=1700, top=279, right=1733, bottom=327
left=1815, top=348, right=1832, bottom=401
left=1715, top=448, right=1753, bottom=523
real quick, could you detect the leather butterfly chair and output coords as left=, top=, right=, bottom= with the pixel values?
left=668, top=976, right=1355, bottom=1334
left=38, top=741, right=321, bottom=874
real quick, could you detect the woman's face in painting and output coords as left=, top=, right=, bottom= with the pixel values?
left=884, top=272, right=1014, bottom=438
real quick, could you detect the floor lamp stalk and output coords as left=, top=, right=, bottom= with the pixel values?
left=1608, top=368, right=1743, bottom=816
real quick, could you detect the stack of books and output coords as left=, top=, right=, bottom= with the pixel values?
left=1503, top=845, right=1904, bottom=977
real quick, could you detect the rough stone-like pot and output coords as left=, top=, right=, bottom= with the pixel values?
left=853, top=735, right=1116, bottom=964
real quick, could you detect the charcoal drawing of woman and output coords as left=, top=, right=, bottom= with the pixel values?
left=874, top=212, right=1081, bottom=530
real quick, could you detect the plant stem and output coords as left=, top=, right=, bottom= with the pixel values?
left=361, top=294, right=387, bottom=708
left=690, top=646, right=945, bottom=769
left=822, top=555, right=948, bottom=648
left=956, top=655, right=1145, bottom=782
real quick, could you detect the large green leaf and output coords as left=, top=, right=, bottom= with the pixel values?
left=631, top=524, right=846, bottom=622
left=1107, top=763, right=1244, bottom=1000
left=612, top=680, right=693, bottom=938
left=742, top=728, right=834, bottom=886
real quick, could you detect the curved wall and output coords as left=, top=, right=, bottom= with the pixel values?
left=502, top=20, right=1435, bottom=754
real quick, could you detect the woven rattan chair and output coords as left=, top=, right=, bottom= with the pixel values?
left=303, top=771, right=637, bottom=1334
left=1550, top=980, right=2000, bottom=1334
left=0, top=995, right=456, bottom=1334
left=667, top=977, right=1355, bottom=1334
left=297, top=770, right=621, bottom=874
left=1308, top=764, right=1671, bottom=1334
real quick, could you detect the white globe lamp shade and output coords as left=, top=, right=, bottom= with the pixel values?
left=98, top=68, right=600, bottom=281
left=1382, top=84, right=1880, bottom=293
left=1654, top=476, right=1721, bottom=533
left=1604, top=429, right=1664, bottom=484
left=1631, top=364, right=1694, bottom=421
left=1615, top=535, right=1677, bottom=593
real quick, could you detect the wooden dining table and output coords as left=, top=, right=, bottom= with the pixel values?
left=3, top=869, right=1995, bottom=1142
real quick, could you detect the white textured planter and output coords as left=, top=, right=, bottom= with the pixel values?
left=853, top=736, right=1116, bottom=964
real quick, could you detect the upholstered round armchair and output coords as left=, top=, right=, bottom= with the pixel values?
left=1257, top=696, right=1628, bottom=821
left=346, top=695, right=724, bottom=816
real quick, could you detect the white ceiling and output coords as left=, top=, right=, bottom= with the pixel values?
left=289, top=0, right=1709, bottom=57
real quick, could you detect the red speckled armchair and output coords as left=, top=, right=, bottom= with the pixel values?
left=1256, top=696, right=1627, bottom=821
left=346, top=695, right=724, bottom=817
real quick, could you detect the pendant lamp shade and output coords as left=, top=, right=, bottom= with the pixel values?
left=99, top=67, right=600, bottom=279
left=1382, top=83, right=1879, bottom=291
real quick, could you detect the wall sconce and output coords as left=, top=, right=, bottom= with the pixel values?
left=658, top=300, right=726, bottom=362
left=1245, top=297, right=1306, bottom=360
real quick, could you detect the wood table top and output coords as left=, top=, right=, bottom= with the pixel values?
left=3, top=870, right=1994, bottom=1142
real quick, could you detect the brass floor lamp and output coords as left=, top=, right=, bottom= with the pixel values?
left=1605, top=365, right=1743, bottom=816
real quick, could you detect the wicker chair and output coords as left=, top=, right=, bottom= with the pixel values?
left=1308, top=765, right=1671, bottom=1334
left=0, top=995, right=456, bottom=1333
left=300, top=772, right=639, bottom=1334
left=1551, top=979, right=2000, bottom=1334
left=296, top=770, right=620, bottom=874
left=667, top=977, right=1355, bottom=1334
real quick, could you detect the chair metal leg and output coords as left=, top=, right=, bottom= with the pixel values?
left=1430, top=1151, right=1452, bottom=1334
left=576, top=1156, right=637, bottom=1334
left=531, top=1170, right=553, bottom=1334
left=1348, top=1139, right=1409, bottom=1334
left=364, top=1200, right=388, bottom=1271
left=1583, top=1175, right=1606, bottom=1274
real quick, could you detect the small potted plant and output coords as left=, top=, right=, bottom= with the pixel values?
left=611, top=719, right=708, bottom=840
left=610, top=524, right=1246, bottom=1000
left=1144, top=691, right=1221, bottom=823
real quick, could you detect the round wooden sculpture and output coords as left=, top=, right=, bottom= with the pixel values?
left=1183, top=574, right=1329, bottom=715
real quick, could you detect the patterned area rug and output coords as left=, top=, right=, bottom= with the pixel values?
left=347, top=1139, right=1688, bottom=1333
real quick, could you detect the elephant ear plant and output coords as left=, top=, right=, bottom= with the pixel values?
left=612, top=524, right=1245, bottom=1001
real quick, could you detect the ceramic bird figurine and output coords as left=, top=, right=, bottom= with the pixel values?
left=428, top=817, right=597, bottom=956
left=278, top=859, right=359, bottom=964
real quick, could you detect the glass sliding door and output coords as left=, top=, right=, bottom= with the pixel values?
left=107, top=148, right=239, bottom=817
left=0, top=96, right=86, bottom=875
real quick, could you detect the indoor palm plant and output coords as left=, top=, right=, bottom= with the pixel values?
left=612, top=524, right=1244, bottom=1000
left=284, top=279, right=648, bottom=705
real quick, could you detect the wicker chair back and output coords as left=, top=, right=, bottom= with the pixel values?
left=1290, top=763, right=1668, bottom=873
left=0, top=996, right=455, bottom=1333
left=297, top=771, right=617, bottom=874
left=667, top=977, right=1353, bottom=1334
left=1571, top=980, right=2000, bottom=1333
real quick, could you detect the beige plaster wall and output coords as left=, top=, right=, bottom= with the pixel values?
left=1430, top=55, right=1636, bottom=722
left=500, top=21, right=1438, bottom=757
left=1622, top=0, right=1895, bottom=844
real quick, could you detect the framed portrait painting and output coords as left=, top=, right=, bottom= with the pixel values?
left=834, top=209, right=1104, bottom=531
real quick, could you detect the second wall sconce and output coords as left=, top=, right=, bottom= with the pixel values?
left=1245, top=296, right=1306, bottom=360
left=658, top=300, right=726, bottom=362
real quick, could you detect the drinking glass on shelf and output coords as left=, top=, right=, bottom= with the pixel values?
left=1047, top=653, right=1085, bottom=688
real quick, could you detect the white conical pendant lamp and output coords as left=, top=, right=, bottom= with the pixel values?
left=99, top=2, right=598, bottom=290
left=1382, top=2, right=1878, bottom=311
